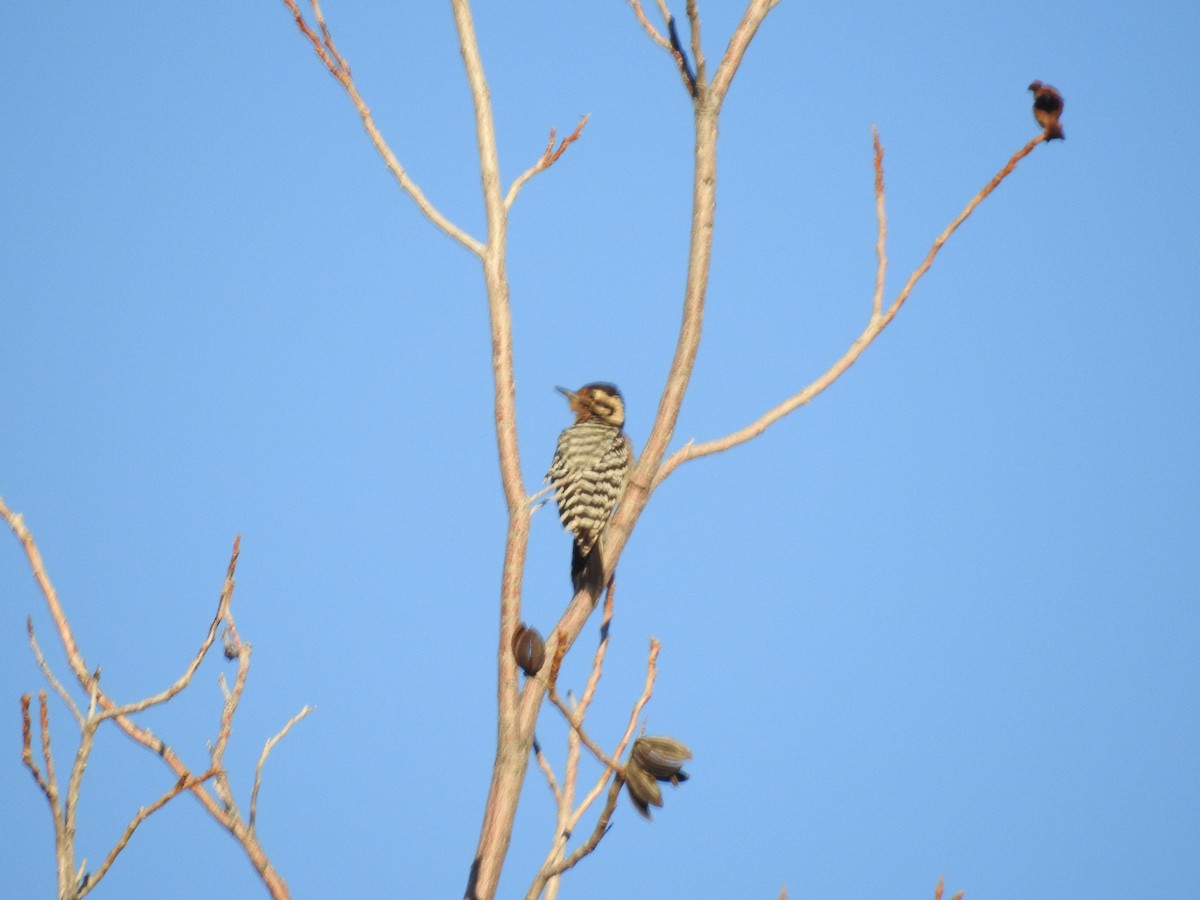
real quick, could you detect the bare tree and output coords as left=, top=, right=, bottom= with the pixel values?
left=277, top=2, right=1049, bottom=898
left=4, top=501, right=311, bottom=900
left=8, top=1, right=1057, bottom=897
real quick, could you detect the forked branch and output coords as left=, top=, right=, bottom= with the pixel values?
left=3, top=498, right=303, bottom=899
left=82, top=769, right=219, bottom=897
left=280, top=0, right=485, bottom=256
left=651, top=131, right=1048, bottom=489
left=506, top=116, right=592, bottom=210
left=935, top=874, right=967, bottom=900
left=527, top=633, right=662, bottom=899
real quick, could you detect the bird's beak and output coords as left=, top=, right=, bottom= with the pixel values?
left=555, top=386, right=576, bottom=400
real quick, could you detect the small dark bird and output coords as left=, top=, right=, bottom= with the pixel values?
left=547, top=383, right=632, bottom=593
left=1028, top=81, right=1065, bottom=141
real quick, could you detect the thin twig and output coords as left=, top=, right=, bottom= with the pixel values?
left=652, top=133, right=1047, bottom=488
left=527, top=638, right=661, bottom=898
left=310, top=0, right=349, bottom=75
left=686, top=0, right=705, bottom=92
left=625, top=0, right=672, bottom=50
left=80, top=769, right=218, bottom=897
left=20, top=694, right=54, bottom=802
left=871, top=126, right=887, bottom=320
left=63, top=717, right=99, bottom=882
left=532, top=585, right=616, bottom=897
left=212, top=638, right=251, bottom=818
left=526, top=778, right=622, bottom=899
left=936, top=875, right=964, bottom=900
left=652, top=0, right=698, bottom=96
left=100, top=543, right=239, bottom=721
left=532, top=737, right=563, bottom=803
left=551, top=778, right=623, bottom=877
left=505, top=115, right=591, bottom=210
left=249, top=706, right=315, bottom=832
left=37, top=692, right=61, bottom=822
left=547, top=688, right=623, bottom=773
left=707, top=0, right=777, bottom=108
left=27, top=618, right=83, bottom=728
left=2, top=504, right=294, bottom=898
left=569, top=639, right=659, bottom=824
left=667, top=16, right=698, bottom=96
left=575, top=583, right=616, bottom=717
left=280, top=0, right=485, bottom=256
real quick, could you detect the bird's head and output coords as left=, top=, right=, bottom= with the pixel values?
left=1028, top=80, right=1044, bottom=93
left=556, top=383, right=625, bottom=428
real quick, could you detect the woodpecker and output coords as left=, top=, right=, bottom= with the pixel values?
left=547, top=383, right=632, bottom=593
left=1028, top=81, right=1065, bottom=141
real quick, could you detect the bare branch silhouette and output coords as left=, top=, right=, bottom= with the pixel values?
left=526, top=631, right=662, bottom=899
left=83, top=769, right=218, bottom=896
left=9, top=1, right=1061, bottom=894
left=268, top=3, right=1056, bottom=895
left=652, top=132, right=1048, bottom=488
left=626, top=0, right=672, bottom=50
left=281, top=0, right=485, bottom=256
left=935, top=874, right=966, bottom=900
left=250, top=706, right=315, bottom=832
left=872, top=126, right=888, bottom=319
left=27, top=620, right=83, bottom=728
left=506, top=116, right=591, bottom=210
left=4, top=498, right=306, bottom=899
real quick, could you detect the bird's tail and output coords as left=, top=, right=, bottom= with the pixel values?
left=571, top=542, right=606, bottom=596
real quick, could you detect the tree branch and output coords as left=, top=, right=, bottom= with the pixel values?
left=250, top=706, right=315, bottom=832
left=547, top=688, right=624, bottom=774
left=100, top=546, right=237, bottom=721
left=626, top=0, right=672, bottom=51
left=872, top=126, right=888, bottom=319
left=532, top=737, right=563, bottom=804
left=19, top=694, right=57, bottom=811
left=3, top=501, right=296, bottom=899
left=469, top=4, right=779, bottom=892
left=652, top=132, right=1047, bottom=488
left=80, top=769, right=218, bottom=898
left=708, top=0, right=779, bottom=109
left=446, top=1, right=537, bottom=894
left=505, top=116, right=591, bottom=210
left=686, top=0, right=705, bottom=92
left=280, top=0, right=485, bottom=256
left=525, top=778, right=622, bottom=900
left=27, top=619, right=83, bottom=729
left=526, top=637, right=661, bottom=899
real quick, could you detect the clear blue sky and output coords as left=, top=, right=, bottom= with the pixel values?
left=3, top=2, right=1197, bottom=898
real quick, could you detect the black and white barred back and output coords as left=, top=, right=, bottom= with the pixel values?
left=547, top=383, right=632, bottom=591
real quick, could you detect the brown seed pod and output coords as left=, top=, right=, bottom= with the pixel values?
left=511, top=624, right=545, bottom=677
left=631, top=736, right=692, bottom=785
left=623, top=758, right=663, bottom=819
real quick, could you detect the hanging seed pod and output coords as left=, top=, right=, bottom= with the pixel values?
left=631, top=736, right=692, bottom=785
left=623, top=757, right=663, bottom=819
left=511, top=624, right=546, bottom=677
left=624, top=735, right=692, bottom=818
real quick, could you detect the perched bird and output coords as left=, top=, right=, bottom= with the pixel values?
left=547, top=383, right=632, bottom=593
left=1028, top=81, right=1065, bottom=141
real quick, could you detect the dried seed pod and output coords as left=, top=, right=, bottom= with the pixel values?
left=511, top=624, right=545, bottom=677
left=623, top=758, right=663, bottom=819
left=631, top=736, right=692, bottom=785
